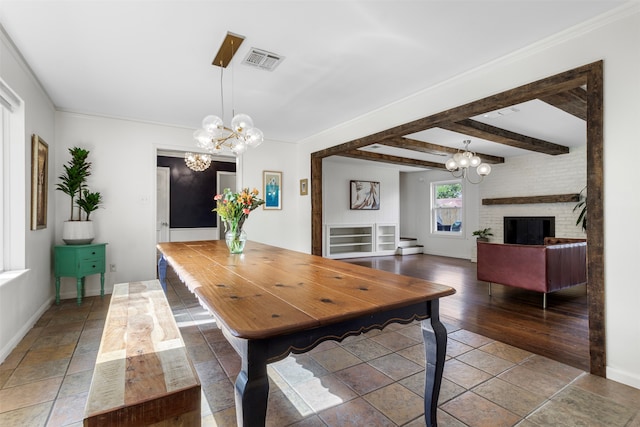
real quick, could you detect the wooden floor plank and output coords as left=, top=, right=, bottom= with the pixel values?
left=342, top=253, right=589, bottom=371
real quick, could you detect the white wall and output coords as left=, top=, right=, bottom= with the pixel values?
left=479, top=145, right=587, bottom=243
left=238, top=139, right=301, bottom=250
left=323, top=158, right=399, bottom=225
left=170, top=228, right=218, bottom=242
left=400, top=169, right=481, bottom=259
left=53, top=113, right=198, bottom=297
left=293, top=6, right=640, bottom=389
left=321, top=158, right=400, bottom=256
left=54, top=113, right=301, bottom=298
left=0, top=27, right=56, bottom=361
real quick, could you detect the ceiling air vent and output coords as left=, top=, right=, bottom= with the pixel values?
left=242, top=48, right=284, bottom=71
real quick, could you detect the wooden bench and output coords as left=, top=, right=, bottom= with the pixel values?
left=84, top=280, right=201, bottom=426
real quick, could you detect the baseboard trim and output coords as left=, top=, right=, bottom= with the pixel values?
left=607, top=366, right=640, bottom=390
left=0, top=295, right=54, bottom=363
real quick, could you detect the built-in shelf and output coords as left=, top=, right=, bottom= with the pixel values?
left=376, top=224, right=399, bottom=254
left=326, top=225, right=373, bottom=258
left=482, top=193, right=580, bottom=206
left=325, top=223, right=398, bottom=259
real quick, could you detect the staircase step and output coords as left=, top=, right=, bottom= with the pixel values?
left=398, top=237, right=419, bottom=248
left=396, top=245, right=424, bottom=255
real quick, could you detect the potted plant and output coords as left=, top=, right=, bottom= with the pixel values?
left=472, top=228, right=493, bottom=242
left=56, top=147, right=102, bottom=244
left=76, top=189, right=103, bottom=221
left=573, top=187, right=586, bottom=232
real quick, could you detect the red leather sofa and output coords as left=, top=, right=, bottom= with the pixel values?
left=476, top=237, right=587, bottom=308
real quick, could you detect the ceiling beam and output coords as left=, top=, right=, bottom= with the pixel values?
left=439, top=119, right=570, bottom=155
left=312, top=63, right=591, bottom=159
left=378, top=136, right=505, bottom=164
left=539, top=87, right=587, bottom=121
left=338, top=150, right=443, bottom=170
left=379, top=136, right=455, bottom=155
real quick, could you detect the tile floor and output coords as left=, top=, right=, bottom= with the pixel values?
left=1, top=270, right=639, bottom=427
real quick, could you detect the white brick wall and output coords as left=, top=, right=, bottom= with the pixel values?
left=478, top=145, right=587, bottom=243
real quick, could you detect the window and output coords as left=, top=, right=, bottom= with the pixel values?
left=0, top=79, right=25, bottom=272
left=0, top=106, right=5, bottom=271
left=432, top=180, right=463, bottom=234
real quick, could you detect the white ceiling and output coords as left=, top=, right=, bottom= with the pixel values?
left=0, top=1, right=624, bottom=162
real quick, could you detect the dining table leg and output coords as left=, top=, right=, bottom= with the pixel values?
left=157, top=255, right=167, bottom=292
left=234, top=340, right=270, bottom=427
left=422, top=299, right=448, bottom=427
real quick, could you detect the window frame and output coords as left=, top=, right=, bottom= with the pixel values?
left=431, top=179, right=464, bottom=237
left=0, top=79, right=26, bottom=273
left=0, top=106, right=6, bottom=271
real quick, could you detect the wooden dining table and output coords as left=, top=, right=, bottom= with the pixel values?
left=157, top=240, right=456, bottom=427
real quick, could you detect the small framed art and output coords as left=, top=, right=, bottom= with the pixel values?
left=263, top=170, right=282, bottom=210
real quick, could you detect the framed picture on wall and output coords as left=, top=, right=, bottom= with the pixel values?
left=300, top=178, right=308, bottom=196
left=31, top=134, right=49, bottom=230
left=263, top=170, right=282, bottom=210
left=350, top=180, right=380, bottom=210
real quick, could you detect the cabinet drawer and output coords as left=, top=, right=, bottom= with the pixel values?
left=78, top=259, right=105, bottom=276
left=76, top=245, right=105, bottom=261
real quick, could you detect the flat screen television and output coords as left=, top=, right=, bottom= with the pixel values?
left=504, top=216, right=555, bottom=245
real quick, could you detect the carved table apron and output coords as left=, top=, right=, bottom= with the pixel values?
left=157, top=240, right=456, bottom=427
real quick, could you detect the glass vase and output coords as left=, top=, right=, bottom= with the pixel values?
left=225, top=229, right=247, bottom=254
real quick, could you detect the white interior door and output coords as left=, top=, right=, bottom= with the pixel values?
left=217, top=171, right=236, bottom=239
left=156, top=167, right=170, bottom=243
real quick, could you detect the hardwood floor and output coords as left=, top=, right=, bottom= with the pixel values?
left=341, top=253, right=589, bottom=371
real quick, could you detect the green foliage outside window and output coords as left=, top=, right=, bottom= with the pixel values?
left=436, top=183, right=462, bottom=199
left=433, top=181, right=463, bottom=233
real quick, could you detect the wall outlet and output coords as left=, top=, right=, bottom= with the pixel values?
left=110, top=264, right=117, bottom=272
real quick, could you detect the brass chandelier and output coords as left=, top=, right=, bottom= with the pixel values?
left=191, top=32, right=263, bottom=157
left=185, top=152, right=212, bottom=172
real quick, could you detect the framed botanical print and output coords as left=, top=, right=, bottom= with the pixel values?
left=263, top=170, right=282, bottom=210
left=31, top=134, right=49, bottom=230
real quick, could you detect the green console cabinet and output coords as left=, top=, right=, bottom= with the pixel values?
left=54, top=243, right=107, bottom=305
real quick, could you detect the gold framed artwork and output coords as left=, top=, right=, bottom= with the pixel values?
left=299, top=178, right=308, bottom=196
left=31, top=134, right=48, bottom=230
left=263, top=170, right=282, bottom=210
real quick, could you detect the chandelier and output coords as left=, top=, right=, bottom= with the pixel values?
left=445, top=140, right=492, bottom=184
left=191, top=32, right=264, bottom=157
left=185, top=152, right=212, bottom=172
left=193, top=113, right=263, bottom=155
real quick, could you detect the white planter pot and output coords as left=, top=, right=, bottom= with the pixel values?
left=62, top=221, right=95, bottom=245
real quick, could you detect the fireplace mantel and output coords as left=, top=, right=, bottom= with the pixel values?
left=482, top=193, right=580, bottom=206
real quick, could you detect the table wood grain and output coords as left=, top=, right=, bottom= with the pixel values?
left=84, top=280, right=200, bottom=426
